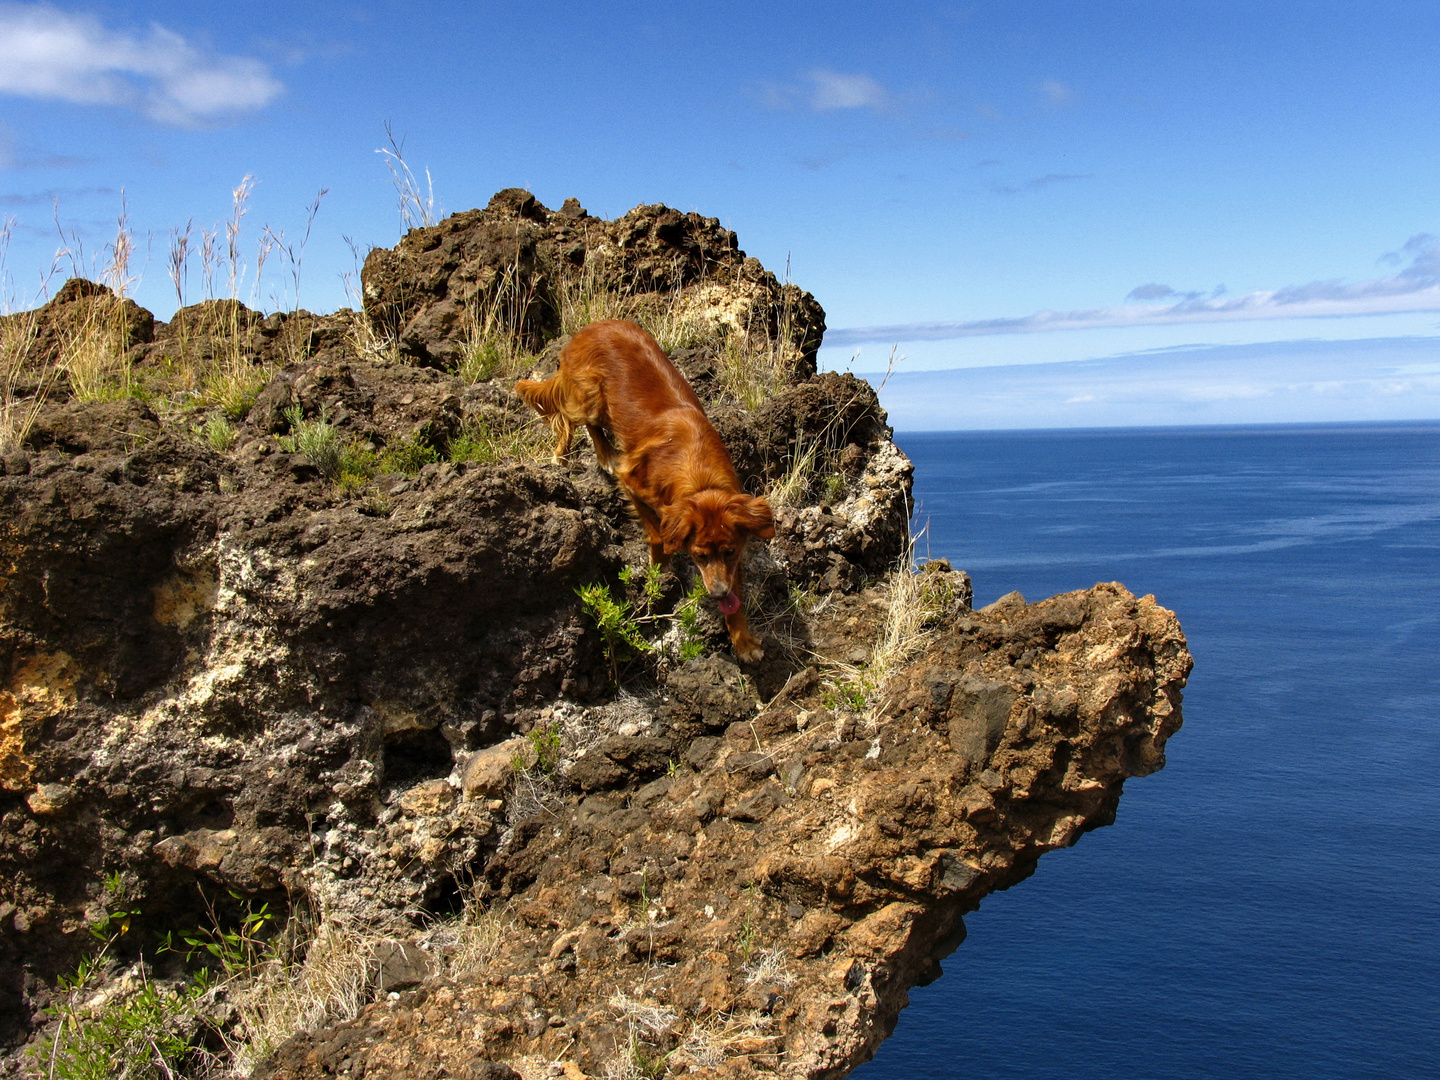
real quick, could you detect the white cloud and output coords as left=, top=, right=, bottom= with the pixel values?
left=865, top=337, right=1440, bottom=430
left=829, top=236, right=1440, bottom=345
left=1040, top=79, right=1072, bottom=105
left=757, top=69, right=896, bottom=114
left=0, top=5, right=282, bottom=126
left=992, top=172, right=1090, bottom=195
left=807, top=69, right=892, bottom=112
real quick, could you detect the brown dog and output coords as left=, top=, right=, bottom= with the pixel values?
left=516, top=320, right=775, bottom=662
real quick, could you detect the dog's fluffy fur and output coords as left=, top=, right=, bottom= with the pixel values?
left=516, top=319, right=775, bottom=662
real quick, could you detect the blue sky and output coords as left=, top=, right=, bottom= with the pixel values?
left=2, top=1, right=1439, bottom=426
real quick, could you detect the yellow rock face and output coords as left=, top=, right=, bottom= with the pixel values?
left=0, top=651, right=78, bottom=792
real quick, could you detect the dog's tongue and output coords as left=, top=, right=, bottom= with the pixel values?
left=718, top=591, right=741, bottom=616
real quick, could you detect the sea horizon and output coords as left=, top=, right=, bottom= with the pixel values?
left=883, top=415, right=1440, bottom=436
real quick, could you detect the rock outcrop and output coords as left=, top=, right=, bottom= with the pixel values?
left=0, top=192, right=1190, bottom=1078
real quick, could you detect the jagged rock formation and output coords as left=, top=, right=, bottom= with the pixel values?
left=361, top=189, right=826, bottom=374
left=0, top=193, right=1190, bottom=1079
left=254, top=583, right=1188, bottom=1080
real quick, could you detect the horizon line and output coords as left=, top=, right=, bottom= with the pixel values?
left=890, top=417, right=1440, bottom=437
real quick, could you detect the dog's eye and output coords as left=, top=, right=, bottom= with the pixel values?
left=722, top=548, right=736, bottom=559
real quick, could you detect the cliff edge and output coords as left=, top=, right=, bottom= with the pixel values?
left=0, top=191, right=1190, bottom=1078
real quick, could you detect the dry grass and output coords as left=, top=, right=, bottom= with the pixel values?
left=222, top=894, right=516, bottom=1074
left=742, top=946, right=796, bottom=989
left=764, top=347, right=902, bottom=510
left=670, top=1010, right=776, bottom=1071
left=458, top=258, right=542, bottom=383
left=549, top=247, right=796, bottom=390
left=341, top=237, right=402, bottom=366
left=224, top=910, right=397, bottom=1075
left=0, top=306, right=46, bottom=454
left=765, top=430, right=823, bottom=508
left=816, top=529, right=967, bottom=728
left=1, top=176, right=332, bottom=433
left=431, top=901, right=516, bottom=978
left=604, top=991, right=678, bottom=1080
left=764, top=390, right=864, bottom=510
left=377, top=122, right=439, bottom=231
left=58, top=206, right=140, bottom=404
left=447, top=411, right=553, bottom=466
left=715, top=323, right=798, bottom=413
left=553, top=248, right=633, bottom=336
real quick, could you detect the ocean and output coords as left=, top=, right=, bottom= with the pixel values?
left=854, top=422, right=1440, bottom=1080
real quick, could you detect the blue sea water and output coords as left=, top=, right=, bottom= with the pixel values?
left=854, top=422, right=1440, bottom=1080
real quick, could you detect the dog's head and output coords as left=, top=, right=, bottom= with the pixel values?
left=661, top=490, right=775, bottom=599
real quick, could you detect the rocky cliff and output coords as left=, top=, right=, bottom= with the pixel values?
left=0, top=191, right=1190, bottom=1079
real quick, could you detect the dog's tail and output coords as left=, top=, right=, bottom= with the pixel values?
left=515, top=375, right=563, bottom=416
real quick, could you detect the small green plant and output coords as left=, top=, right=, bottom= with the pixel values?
left=447, top=413, right=550, bottom=466
left=357, top=489, right=394, bottom=517
left=619, top=562, right=666, bottom=608
left=676, top=578, right=709, bottom=661
left=577, top=580, right=653, bottom=684
left=623, top=564, right=708, bottom=661
left=821, top=675, right=873, bottom=714
left=630, top=1034, right=670, bottom=1080
left=41, top=967, right=214, bottom=1080
left=578, top=568, right=716, bottom=683
left=278, top=404, right=434, bottom=491
left=197, top=413, right=237, bottom=453
left=375, top=432, right=438, bottom=475
left=629, top=867, right=653, bottom=921
left=527, top=722, right=562, bottom=775
left=277, top=403, right=344, bottom=477
left=88, top=873, right=141, bottom=946
left=38, top=885, right=218, bottom=1080
left=173, top=893, right=279, bottom=977
left=735, top=886, right=760, bottom=965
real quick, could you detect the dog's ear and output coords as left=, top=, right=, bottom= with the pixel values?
left=728, top=494, right=776, bottom=540
left=660, top=500, right=697, bottom=555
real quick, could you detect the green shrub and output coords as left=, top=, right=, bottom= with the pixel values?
left=279, top=405, right=441, bottom=490
left=277, top=404, right=346, bottom=478
left=197, top=413, right=237, bottom=453
left=578, top=568, right=715, bottom=683
left=577, top=580, right=653, bottom=684
left=447, top=414, right=550, bottom=466
left=527, top=723, right=563, bottom=775
left=376, top=432, right=439, bottom=475
left=41, top=971, right=214, bottom=1080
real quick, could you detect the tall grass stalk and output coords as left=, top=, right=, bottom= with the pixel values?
left=59, top=202, right=140, bottom=403
left=716, top=266, right=802, bottom=411
left=0, top=307, right=46, bottom=454
left=342, top=234, right=399, bottom=364
left=0, top=218, right=50, bottom=453
left=458, top=252, right=540, bottom=382
left=377, top=121, right=438, bottom=231
left=551, top=250, right=715, bottom=354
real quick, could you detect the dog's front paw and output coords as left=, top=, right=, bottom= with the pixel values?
left=733, top=637, right=765, bottom=664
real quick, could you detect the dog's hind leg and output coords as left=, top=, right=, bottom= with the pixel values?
left=517, top=375, right=583, bottom=465
left=549, top=415, right=576, bottom=464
